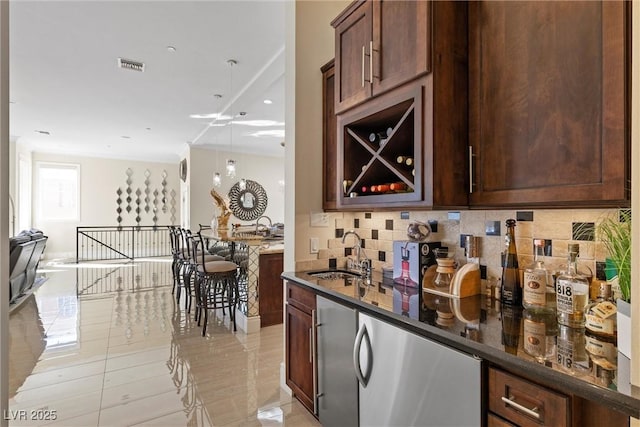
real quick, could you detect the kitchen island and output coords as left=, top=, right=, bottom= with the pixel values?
left=200, top=229, right=283, bottom=333
left=282, top=269, right=640, bottom=425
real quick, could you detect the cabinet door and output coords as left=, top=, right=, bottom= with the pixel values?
left=285, top=303, right=315, bottom=414
left=372, top=0, right=431, bottom=95
left=258, top=252, right=283, bottom=327
left=469, top=1, right=628, bottom=207
left=322, top=60, right=338, bottom=211
left=356, top=313, right=482, bottom=426
left=333, top=1, right=373, bottom=114
left=316, top=296, right=358, bottom=426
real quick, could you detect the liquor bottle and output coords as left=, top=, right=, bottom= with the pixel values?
left=585, top=281, right=617, bottom=339
left=501, top=304, right=522, bottom=355
left=556, top=324, right=589, bottom=374
left=523, top=308, right=557, bottom=363
left=555, top=244, right=590, bottom=328
left=500, top=219, right=522, bottom=305
left=523, top=239, right=555, bottom=312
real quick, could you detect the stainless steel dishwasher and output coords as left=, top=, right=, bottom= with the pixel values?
left=316, top=295, right=359, bottom=426
left=355, top=313, right=482, bottom=426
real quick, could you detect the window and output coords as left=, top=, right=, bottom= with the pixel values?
left=36, top=162, right=80, bottom=222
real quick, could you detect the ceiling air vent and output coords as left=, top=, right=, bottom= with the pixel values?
left=117, top=58, right=145, bottom=72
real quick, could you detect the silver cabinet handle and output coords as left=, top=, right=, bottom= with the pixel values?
left=501, top=396, right=541, bottom=420
left=468, top=145, right=476, bottom=194
left=353, top=322, right=372, bottom=387
left=369, top=40, right=374, bottom=84
left=361, top=45, right=366, bottom=88
left=309, top=327, right=313, bottom=363
left=311, top=309, right=318, bottom=414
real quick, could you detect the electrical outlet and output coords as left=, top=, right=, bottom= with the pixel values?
left=310, top=237, right=319, bottom=254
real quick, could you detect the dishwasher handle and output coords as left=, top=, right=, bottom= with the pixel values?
left=353, top=323, right=372, bottom=387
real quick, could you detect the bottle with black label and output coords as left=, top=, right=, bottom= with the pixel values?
left=500, top=219, right=522, bottom=305
left=501, top=304, right=522, bottom=355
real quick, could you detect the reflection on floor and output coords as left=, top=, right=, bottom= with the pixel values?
left=8, top=258, right=320, bottom=427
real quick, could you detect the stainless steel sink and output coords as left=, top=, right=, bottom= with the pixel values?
left=307, top=270, right=362, bottom=280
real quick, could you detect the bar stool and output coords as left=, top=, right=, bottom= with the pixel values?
left=183, top=230, right=225, bottom=314
left=191, top=233, right=239, bottom=336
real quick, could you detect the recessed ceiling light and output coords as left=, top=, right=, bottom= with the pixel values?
left=121, top=135, right=131, bottom=139
left=166, top=46, right=176, bottom=52
left=35, top=130, right=50, bottom=135
left=263, top=99, right=273, bottom=104
left=146, top=127, right=151, bottom=131
left=250, top=130, right=285, bottom=138
left=233, top=120, right=283, bottom=127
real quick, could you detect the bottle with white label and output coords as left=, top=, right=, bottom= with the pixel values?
left=585, top=281, right=617, bottom=339
left=523, top=308, right=557, bottom=363
left=556, top=324, right=590, bottom=374
left=523, top=239, right=555, bottom=313
left=555, top=243, right=590, bottom=328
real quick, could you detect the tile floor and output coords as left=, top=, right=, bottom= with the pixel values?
left=8, top=258, right=320, bottom=426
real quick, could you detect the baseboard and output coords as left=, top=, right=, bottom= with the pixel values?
left=235, top=309, right=261, bottom=334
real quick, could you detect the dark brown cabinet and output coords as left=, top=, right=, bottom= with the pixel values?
left=332, top=0, right=431, bottom=114
left=469, top=1, right=629, bottom=208
left=487, top=367, right=629, bottom=427
left=334, top=1, right=468, bottom=210
left=322, top=60, right=338, bottom=211
left=258, top=252, right=283, bottom=327
left=285, top=282, right=316, bottom=415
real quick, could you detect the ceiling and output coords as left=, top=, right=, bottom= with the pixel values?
left=9, top=0, right=286, bottom=163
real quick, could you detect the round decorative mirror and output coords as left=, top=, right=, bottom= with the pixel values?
left=228, top=180, right=268, bottom=221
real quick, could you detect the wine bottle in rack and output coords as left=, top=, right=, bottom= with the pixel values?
left=369, top=131, right=388, bottom=147
left=390, top=182, right=407, bottom=192
left=377, top=184, right=390, bottom=193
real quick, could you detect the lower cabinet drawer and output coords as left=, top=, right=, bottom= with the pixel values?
left=488, top=367, right=570, bottom=427
left=286, top=282, right=316, bottom=313
left=488, top=413, right=517, bottom=427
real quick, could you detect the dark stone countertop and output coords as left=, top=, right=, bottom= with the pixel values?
left=281, top=269, right=640, bottom=419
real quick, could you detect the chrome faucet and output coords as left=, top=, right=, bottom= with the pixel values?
left=255, top=215, right=272, bottom=235
left=342, top=230, right=372, bottom=283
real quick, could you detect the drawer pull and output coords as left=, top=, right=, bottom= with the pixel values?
left=501, top=396, right=541, bottom=420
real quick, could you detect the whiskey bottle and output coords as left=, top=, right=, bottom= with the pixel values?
left=556, top=244, right=590, bottom=328
left=500, top=219, right=522, bottom=305
left=585, top=281, right=617, bottom=339
left=523, top=239, right=555, bottom=312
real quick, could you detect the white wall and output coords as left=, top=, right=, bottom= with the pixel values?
left=292, top=1, right=350, bottom=266
left=187, top=145, right=284, bottom=229
left=30, top=152, right=179, bottom=260
left=1, top=1, right=9, bottom=423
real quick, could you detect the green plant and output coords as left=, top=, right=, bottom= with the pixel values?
left=597, top=210, right=631, bottom=302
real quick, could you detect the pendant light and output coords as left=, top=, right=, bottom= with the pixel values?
left=213, top=94, right=223, bottom=187
left=226, top=59, right=237, bottom=178
left=237, top=110, right=247, bottom=190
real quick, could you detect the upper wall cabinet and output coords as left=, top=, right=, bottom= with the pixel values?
left=468, top=1, right=630, bottom=208
left=334, top=1, right=468, bottom=210
left=332, top=0, right=431, bottom=114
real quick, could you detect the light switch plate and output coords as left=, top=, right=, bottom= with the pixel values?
left=310, top=237, right=319, bottom=254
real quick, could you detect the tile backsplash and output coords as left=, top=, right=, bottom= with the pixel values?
left=295, top=208, right=623, bottom=288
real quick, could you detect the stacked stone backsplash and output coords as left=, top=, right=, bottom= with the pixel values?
left=295, top=208, right=625, bottom=288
